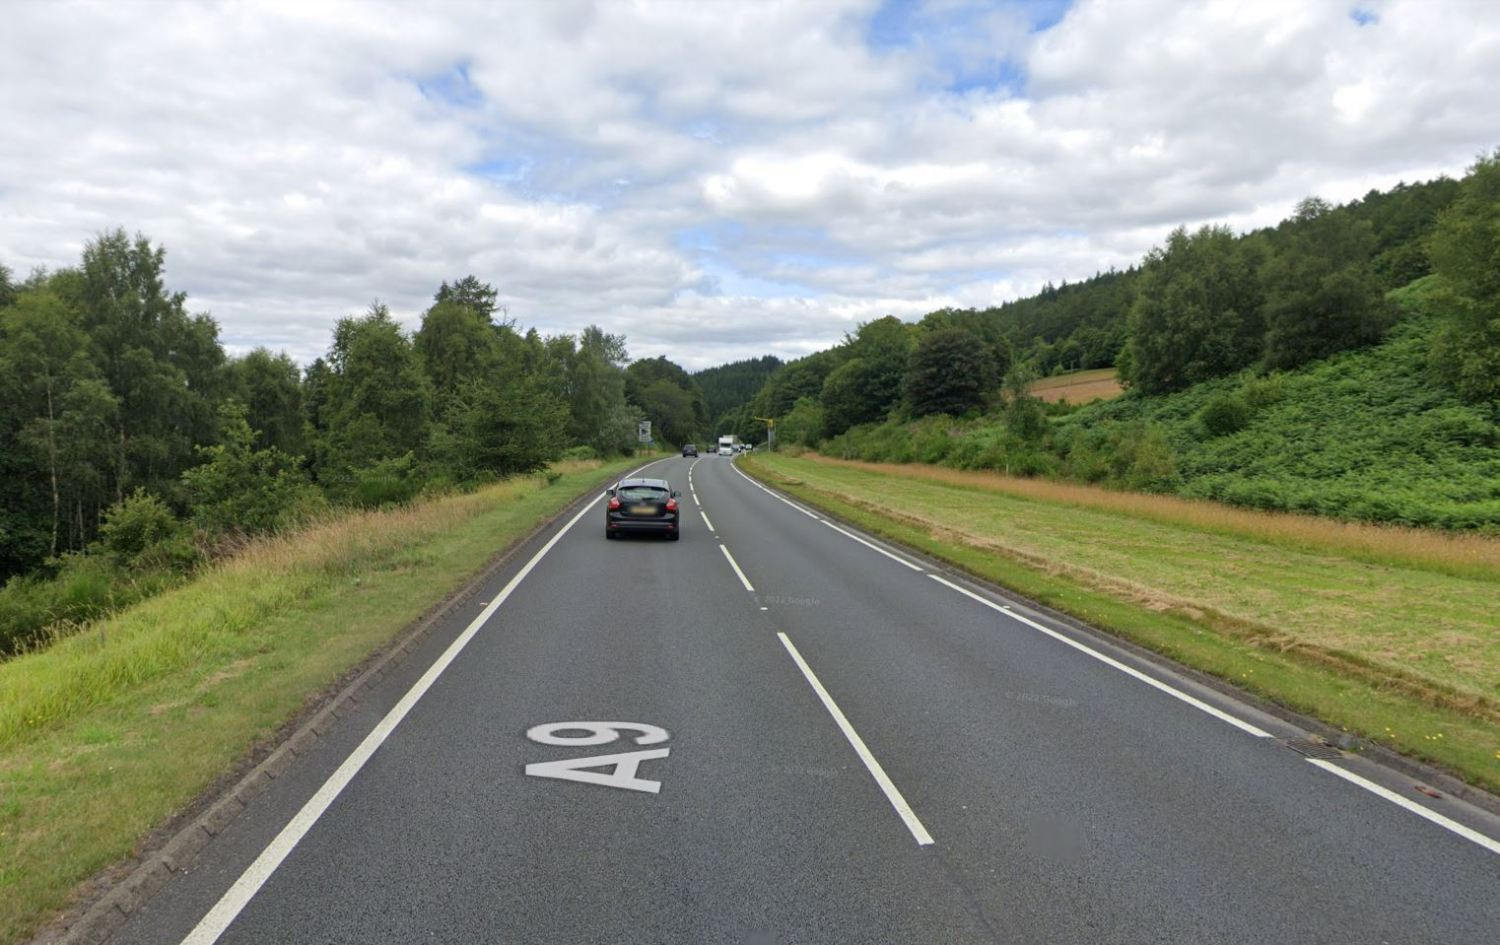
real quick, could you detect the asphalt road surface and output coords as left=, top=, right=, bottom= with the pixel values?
left=112, top=454, right=1500, bottom=944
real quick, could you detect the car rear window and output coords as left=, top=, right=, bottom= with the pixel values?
left=617, top=486, right=667, bottom=502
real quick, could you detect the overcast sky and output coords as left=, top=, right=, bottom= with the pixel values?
left=3, top=0, right=1498, bottom=370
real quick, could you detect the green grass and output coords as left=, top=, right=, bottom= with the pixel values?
left=742, top=451, right=1500, bottom=795
left=0, top=455, right=648, bottom=945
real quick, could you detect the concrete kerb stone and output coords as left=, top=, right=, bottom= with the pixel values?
left=43, top=465, right=637, bottom=945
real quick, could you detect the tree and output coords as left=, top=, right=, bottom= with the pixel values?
left=1261, top=197, right=1390, bottom=370
left=905, top=328, right=994, bottom=417
left=63, top=230, right=224, bottom=504
left=820, top=358, right=876, bottom=436
left=2, top=290, right=90, bottom=556
left=439, top=376, right=569, bottom=478
left=224, top=348, right=305, bottom=456
left=1126, top=225, right=1264, bottom=393
left=626, top=356, right=707, bottom=443
left=415, top=299, right=508, bottom=405
left=318, top=303, right=432, bottom=476
left=0, top=262, right=16, bottom=309
left=562, top=325, right=634, bottom=453
left=1428, top=150, right=1500, bottom=403
left=841, top=316, right=913, bottom=419
left=778, top=396, right=826, bottom=447
left=183, top=402, right=316, bottom=536
left=433, top=275, right=502, bottom=323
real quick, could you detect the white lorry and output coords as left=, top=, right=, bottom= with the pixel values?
left=717, top=434, right=738, bottom=456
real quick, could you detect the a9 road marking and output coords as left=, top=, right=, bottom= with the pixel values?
left=524, top=721, right=672, bottom=794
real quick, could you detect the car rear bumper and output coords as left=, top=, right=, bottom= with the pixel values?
left=606, top=516, right=679, bottom=533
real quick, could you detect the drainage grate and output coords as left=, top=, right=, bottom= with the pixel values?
left=1282, top=736, right=1344, bottom=760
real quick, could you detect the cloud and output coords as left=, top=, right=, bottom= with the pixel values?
left=1, top=0, right=1498, bottom=370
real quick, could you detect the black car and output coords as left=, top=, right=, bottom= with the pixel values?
left=605, top=478, right=681, bottom=540
left=682, top=443, right=697, bottom=457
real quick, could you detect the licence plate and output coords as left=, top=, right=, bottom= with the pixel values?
left=630, top=504, right=655, bottom=516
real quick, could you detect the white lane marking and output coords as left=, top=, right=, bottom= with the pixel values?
left=1307, top=759, right=1500, bottom=857
left=693, top=493, right=701, bottom=507
left=818, top=519, right=924, bottom=572
left=927, top=573, right=1271, bottom=739
left=180, top=460, right=669, bottom=945
left=732, top=462, right=924, bottom=571
left=777, top=632, right=934, bottom=846
left=730, top=463, right=820, bottom=519
left=701, top=510, right=715, bottom=532
left=720, top=544, right=755, bottom=592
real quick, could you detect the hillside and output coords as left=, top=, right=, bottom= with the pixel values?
left=823, top=291, right=1500, bottom=530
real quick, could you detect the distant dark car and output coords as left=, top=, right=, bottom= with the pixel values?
left=605, top=478, right=681, bottom=540
left=682, top=443, right=697, bottom=457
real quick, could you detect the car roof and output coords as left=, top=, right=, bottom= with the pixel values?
left=616, top=477, right=670, bottom=489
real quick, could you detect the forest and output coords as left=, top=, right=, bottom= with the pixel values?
left=720, top=152, right=1499, bottom=529
left=0, top=241, right=709, bottom=655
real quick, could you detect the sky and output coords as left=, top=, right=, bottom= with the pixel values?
left=2, top=0, right=1499, bottom=371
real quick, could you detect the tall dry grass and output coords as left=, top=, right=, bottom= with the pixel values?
left=0, top=465, right=602, bottom=747
left=803, top=455, right=1500, bottom=582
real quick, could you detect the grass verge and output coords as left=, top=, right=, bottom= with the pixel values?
left=742, top=452, right=1500, bottom=795
left=0, top=455, right=649, bottom=945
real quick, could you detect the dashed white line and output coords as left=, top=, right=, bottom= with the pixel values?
left=720, top=544, right=755, bottom=592
left=777, top=632, right=934, bottom=846
left=926, top=573, right=1270, bottom=738
left=701, top=510, right=715, bottom=532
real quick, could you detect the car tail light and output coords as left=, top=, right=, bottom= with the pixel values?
left=608, top=497, right=621, bottom=511
left=665, top=498, right=678, bottom=512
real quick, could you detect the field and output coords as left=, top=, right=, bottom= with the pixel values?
left=0, top=456, right=647, bottom=945
left=1028, top=367, right=1125, bottom=403
left=742, top=451, right=1500, bottom=793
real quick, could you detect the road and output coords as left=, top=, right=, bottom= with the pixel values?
left=112, top=453, right=1500, bottom=944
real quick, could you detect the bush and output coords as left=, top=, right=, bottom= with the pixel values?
left=184, top=402, right=320, bottom=534
left=349, top=453, right=423, bottom=508
left=559, top=444, right=598, bottom=462
left=1198, top=393, right=1252, bottom=437
left=98, top=490, right=181, bottom=567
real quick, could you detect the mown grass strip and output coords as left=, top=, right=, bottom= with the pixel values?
left=802, top=454, right=1500, bottom=582
left=742, top=452, right=1500, bottom=796
left=0, top=456, right=648, bottom=945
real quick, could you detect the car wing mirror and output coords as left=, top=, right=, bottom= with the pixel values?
left=671, top=490, right=680, bottom=498
left=606, top=488, right=615, bottom=496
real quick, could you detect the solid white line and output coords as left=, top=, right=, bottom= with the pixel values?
left=926, top=573, right=1272, bottom=739
left=179, top=462, right=667, bottom=945
left=731, top=462, right=923, bottom=571
left=777, top=632, right=934, bottom=846
left=1306, top=759, right=1500, bottom=856
left=819, top=518, right=925, bottom=571
left=720, top=544, right=755, bottom=592
left=730, top=463, right=820, bottom=519
left=701, top=510, right=715, bottom=531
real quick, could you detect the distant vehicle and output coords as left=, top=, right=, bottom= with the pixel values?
left=605, top=478, right=681, bottom=540
left=681, top=443, right=697, bottom=457
left=717, top=434, right=738, bottom=456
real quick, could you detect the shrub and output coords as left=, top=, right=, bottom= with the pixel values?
left=98, top=490, right=180, bottom=567
left=1198, top=393, right=1252, bottom=437
left=349, top=453, right=423, bottom=508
